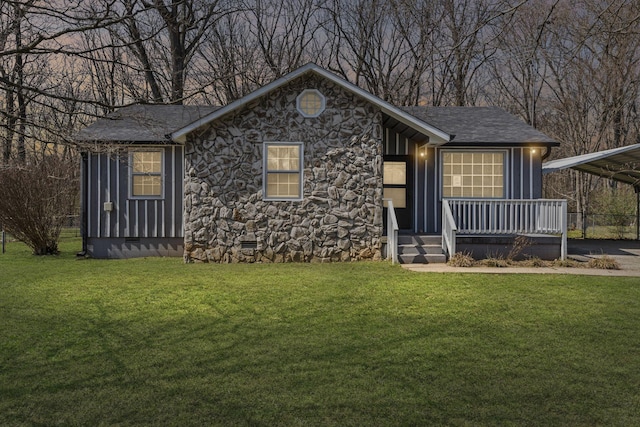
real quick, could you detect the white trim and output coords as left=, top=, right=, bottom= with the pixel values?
left=542, top=143, right=640, bottom=174
left=263, top=142, right=304, bottom=201
left=129, top=147, right=165, bottom=200
left=171, top=63, right=451, bottom=144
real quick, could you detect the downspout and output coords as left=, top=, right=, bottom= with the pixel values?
left=541, top=146, right=552, bottom=161
left=78, top=151, right=88, bottom=256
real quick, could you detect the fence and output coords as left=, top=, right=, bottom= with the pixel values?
left=568, top=213, right=639, bottom=239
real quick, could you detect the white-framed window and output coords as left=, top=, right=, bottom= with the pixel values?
left=130, top=149, right=163, bottom=198
left=296, top=89, right=325, bottom=117
left=383, top=161, right=407, bottom=208
left=442, top=151, right=506, bottom=198
left=263, top=142, right=303, bottom=200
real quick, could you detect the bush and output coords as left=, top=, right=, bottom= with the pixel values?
left=480, top=256, right=509, bottom=268
left=521, top=257, right=548, bottom=267
left=588, top=255, right=620, bottom=270
left=448, top=252, right=475, bottom=267
left=0, top=156, right=78, bottom=255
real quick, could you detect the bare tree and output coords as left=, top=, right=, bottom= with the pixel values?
left=484, top=0, right=559, bottom=127
left=541, top=0, right=640, bottom=226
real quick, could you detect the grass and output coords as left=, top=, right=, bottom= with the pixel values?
left=2, top=236, right=640, bottom=426
left=568, top=225, right=638, bottom=240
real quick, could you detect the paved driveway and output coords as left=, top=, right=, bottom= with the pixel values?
left=568, top=239, right=640, bottom=273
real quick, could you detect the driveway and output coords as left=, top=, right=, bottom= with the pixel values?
left=568, top=239, right=640, bottom=273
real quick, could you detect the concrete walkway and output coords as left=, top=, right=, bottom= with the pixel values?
left=402, top=239, right=640, bottom=277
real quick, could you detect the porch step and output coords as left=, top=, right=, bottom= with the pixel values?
left=397, top=234, right=447, bottom=264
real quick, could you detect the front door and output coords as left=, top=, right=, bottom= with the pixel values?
left=383, top=155, right=412, bottom=230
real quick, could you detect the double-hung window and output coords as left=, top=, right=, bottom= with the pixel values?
left=130, top=149, right=163, bottom=197
left=263, top=142, right=303, bottom=200
left=442, top=151, right=505, bottom=198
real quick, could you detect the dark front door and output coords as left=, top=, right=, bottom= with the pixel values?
left=383, top=155, right=412, bottom=230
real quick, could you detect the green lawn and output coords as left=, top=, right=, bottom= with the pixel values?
left=1, top=236, right=640, bottom=426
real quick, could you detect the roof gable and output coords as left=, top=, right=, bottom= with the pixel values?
left=171, top=63, right=451, bottom=144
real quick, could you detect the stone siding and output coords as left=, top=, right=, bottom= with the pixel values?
left=183, top=75, right=384, bottom=263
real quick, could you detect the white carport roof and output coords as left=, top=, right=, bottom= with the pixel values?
left=542, top=143, right=640, bottom=189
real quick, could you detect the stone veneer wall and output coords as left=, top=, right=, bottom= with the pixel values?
left=183, top=75, right=384, bottom=263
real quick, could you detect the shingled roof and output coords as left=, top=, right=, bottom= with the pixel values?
left=76, top=99, right=557, bottom=148
left=399, top=106, right=559, bottom=146
left=75, top=104, right=219, bottom=142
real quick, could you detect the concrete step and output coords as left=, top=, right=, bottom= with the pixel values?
left=398, top=234, right=441, bottom=246
left=395, top=234, right=447, bottom=264
left=399, top=253, right=447, bottom=264
left=398, top=244, right=445, bottom=255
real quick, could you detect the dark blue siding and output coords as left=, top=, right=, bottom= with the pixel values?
left=86, top=145, right=184, bottom=240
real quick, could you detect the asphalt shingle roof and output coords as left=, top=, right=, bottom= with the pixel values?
left=75, top=104, right=219, bottom=142
left=400, top=106, right=558, bottom=145
left=76, top=104, right=557, bottom=147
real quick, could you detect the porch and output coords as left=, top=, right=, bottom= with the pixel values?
left=386, top=198, right=567, bottom=264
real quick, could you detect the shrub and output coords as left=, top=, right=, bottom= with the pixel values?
left=448, top=252, right=475, bottom=267
left=521, top=257, right=548, bottom=267
left=480, top=257, right=509, bottom=268
left=507, top=235, right=532, bottom=261
left=588, top=255, right=620, bottom=270
left=552, top=259, right=583, bottom=268
left=0, top=156, right=78, bottom=255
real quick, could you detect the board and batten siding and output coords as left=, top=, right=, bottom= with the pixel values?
left=416, top=146, right=543, bottom=234
left=85, top=145, right=184, bottom=242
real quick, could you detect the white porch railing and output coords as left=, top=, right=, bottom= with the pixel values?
left=442, top=201, right=457, bottom=258
left=385, top=199, right=399, bottom=264
left=445, top=199, right=568, bottom=260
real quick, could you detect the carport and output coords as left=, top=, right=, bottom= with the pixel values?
left=542, top=143, right=640, bottom=240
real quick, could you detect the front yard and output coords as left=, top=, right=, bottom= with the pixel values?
left=1, top=236, right=639, bottom=425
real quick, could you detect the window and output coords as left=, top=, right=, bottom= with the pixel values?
left=131, top=150, right=162, bottom=197
left=442, top=151, right=505, bottom=198
left=296, top=89, right=325, bottom=117
left=383, top=161, right=407, bottom=208
left=264, top=143, right=303, bottom=200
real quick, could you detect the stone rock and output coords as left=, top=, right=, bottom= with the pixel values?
left=182, top=75, right=384, bottom=263
left=324, top=214, right=339, bottom=224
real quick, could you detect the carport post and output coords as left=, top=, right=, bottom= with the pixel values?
left=561, top=200, right=568, bottom=260
left=636, top=189, right=639, bottom=241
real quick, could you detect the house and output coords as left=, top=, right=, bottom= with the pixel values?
left=76, top=63, right=566, bottom=263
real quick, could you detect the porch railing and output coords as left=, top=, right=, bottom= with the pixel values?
left=445, top=199, right=568, bottom=260
left=385, top=199, right=399, bottom=264
left=442, top=201, right=457, bottom=258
